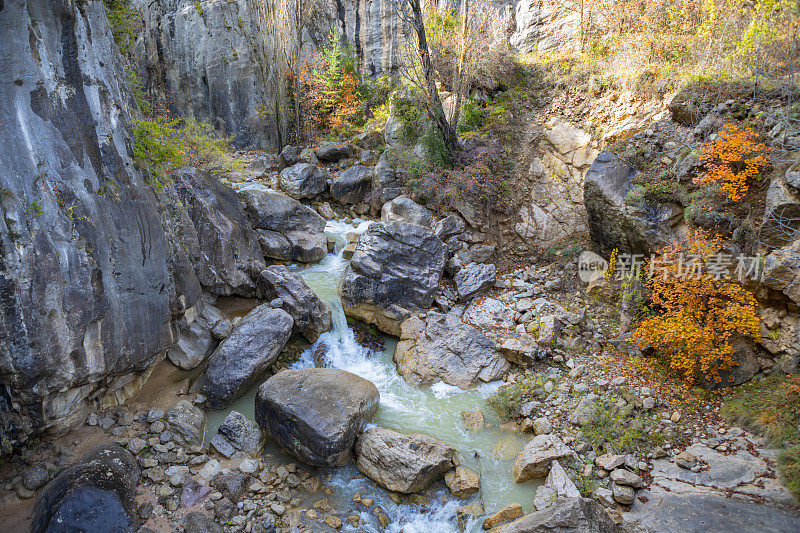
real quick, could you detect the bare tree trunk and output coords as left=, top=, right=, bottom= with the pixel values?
left=407, top=0, right=460, bottom=153
left=450, top=0, right=469, bottom=129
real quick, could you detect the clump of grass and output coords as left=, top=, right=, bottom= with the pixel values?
left=487, top=373, right=550, bottom=420
left=583, top=402, right=665, bottom=454
left=721, top=374, right=800, bottom=499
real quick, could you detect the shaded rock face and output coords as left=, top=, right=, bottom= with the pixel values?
left=762, top=239, right=800, bottom=305
left=32, top=444, right=140, bottom=533
left=255, top=368, right=379, bottom=467
left=354, top=428, right=456, bottom=493
left=493, top=497, right=618, bottom=533
left=759, top=172, right=800, bottom=248
left=256, top=265, right=332, bottom=342
left=237, top=183, right=327, bottom=263
left=171, top=167, right=266, bottom=297
left=394, top=313, right=510, bottom=388
left=340, top=222, right=446, bottom=335
left=168, top=298, right=228, bottom=370
left=331, top=165, right=374, bottom=204
left=0, top=0, right=184, bottom=448
left=315, top=141, right=353, bottom=162
left=584, top=151, right=684, bottom=256
left=192, top=304, right=293, bottom=409
left=133, top=0, right=270, bottom=148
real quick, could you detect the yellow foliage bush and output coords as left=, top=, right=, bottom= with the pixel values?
left=634, top=231, right=761, bottom=384
left=694, top=123, right=770, bottom=201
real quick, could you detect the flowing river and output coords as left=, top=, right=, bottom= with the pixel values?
left=207, top=220, right=539, bottom=532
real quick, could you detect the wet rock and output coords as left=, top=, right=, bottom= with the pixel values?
left=491, top=497, right=618, bottom=533
left=483, top=503, right=524, bottom=529
left=355, top=428, right=456, bottom=493
left=340, top=222, right=446, bottom=335
left=454, top=263, right=497, bottom=302
left=172, top=167, right=266, bottom=296
left=238, top=183, right=327, bottom=263
left=278, top=163, right=328, bottom=199
left=331, top=165, right=373, bottom=204
left=380, top=196, right=435, bottom=227
left=462, top=410, right=485, bottom=431
left=192, top=304, right=293, bottom=409
left=315, top=141, right=353, bottom=162
left=394, top=312, right=510, bottom=388
left=255, top=368, right=380, bottom=467
left=165, top=400, right=206, bottom=446
left=513, top=434, right=576, bottom=483
left=31, top=444, right=140, bottom=533
left=184, top=511, right=222, bottom=533
left=445, top=466, right=480, bottom=498
left=210, top=411, right=262, bottom=459
left=256, top=265, right=332, bottom=342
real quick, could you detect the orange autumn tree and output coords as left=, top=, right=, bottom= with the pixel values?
left=694, top=123, right=770, bottom=201
left=634, top=231, right=761, bottom=384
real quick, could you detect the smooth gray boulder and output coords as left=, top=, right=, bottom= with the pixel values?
left=278, top=163, right=328, bottom=199
left=210, top=411, right=262, bottom=459
left=255, top=368, right=379, bottom=467
left=237, top=183, right=327, bottom=263
left=340, top=222, right=446, bottom=336
left=165, top=400, right=206, bottom=445
left=584, top=151, right=684, bottom=255
left=355, top=428, right=456, bottom=493
left=192, top=304, right=293, bottom=409
left=394, top=312, right=510, bottom=388
left=31, top=444, right=140, bottom=533
left=493, top=497, right=618, bottom=533
left=315, top=141, right=353, bottom=162
left=172, top=167, right=266, bottom=296
left=331, top=165, right=374, bottom=204
left=454, top=263, right=497, bottom=301
left=381, top=195, right=435, bottom=227
left=256, top=265, right=332, bottom=342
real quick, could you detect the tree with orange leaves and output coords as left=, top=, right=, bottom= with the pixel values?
left=634, top=230, right=761, bottom=384
left=694, top=123, right=770, bottom=201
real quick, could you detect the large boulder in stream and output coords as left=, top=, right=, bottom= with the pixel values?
left=278, top=163, right=328, bottom=200
left=354, top=428, right=456, bottom=493
left=237, top=183, right=327, bottom=263
left=394, top=312, right=510, bottom=388
left=32, top=444, right=140, bottom=533
left=340, top=222, right=446, bottom=336
left=172, top=167, right=266, bottom=296
left=192, top=304, right=293, bottom=409
left=331, top=165, right=374, bottom=204
left=255, top=368, right=380, bottom=467
left=256, top=265, right=332, bottom=342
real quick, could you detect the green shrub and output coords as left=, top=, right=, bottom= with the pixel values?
left=102, top=0, right=139, bottom=56
left=420, top=123, right=452, bottom=168
left=458, top=97, right=485, bottom=133
left=487, top=373, right=549, bottom=420
left=582, top=402, right=665, bottom=454
left=130, top=117, right=241, bottom=187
